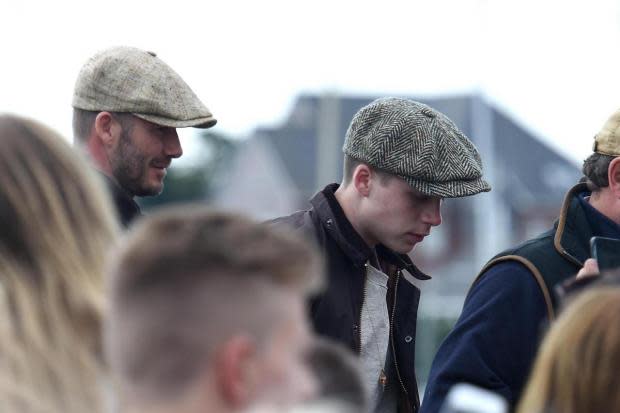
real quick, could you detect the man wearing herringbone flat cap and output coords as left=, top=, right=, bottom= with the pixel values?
left=72, top=46, right=217, bottom=227
left=271, top=97, right=490, bottom=413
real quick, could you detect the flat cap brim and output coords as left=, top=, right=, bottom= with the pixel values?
left=134, top=113, right=217, bottom=129
left=402, top=175, right=492, bottom=198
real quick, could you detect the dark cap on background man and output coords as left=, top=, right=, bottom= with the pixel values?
left=343, top=97, right=491, bottom=198
left=72, top=46, right=216, bottom=129
left=593, top=108, right=620, bottom=156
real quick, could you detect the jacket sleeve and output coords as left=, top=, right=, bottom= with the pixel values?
left=419, top=261, right=548, bottom=413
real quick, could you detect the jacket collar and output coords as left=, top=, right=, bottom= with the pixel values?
left=553, top=182, right=594, bottom=266
left=98, top=172, right=142, bottom=227
left=310, top=184, right=430, bottom=280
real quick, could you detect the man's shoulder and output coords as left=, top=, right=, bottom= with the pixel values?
left=474, top=225, right=578, bottom=320
left=499, top=228, right=556, bottom=258
left=268, top=209, right=322, bottom=245
left=480, top=228, right=565, bottom=276
left=470, top=228, right=556, bottom=292
left=477, top=260, right=541, bottom=287
left=269, top=209, right=313, bottom=230
left=489, top=223, right=579, bottom=282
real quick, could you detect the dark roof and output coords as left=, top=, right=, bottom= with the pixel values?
left=252, top=94, right=581, bottom=208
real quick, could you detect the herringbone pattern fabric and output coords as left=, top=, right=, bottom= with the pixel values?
left=73, top=47, right=216, bottom=129
left=343, top=98, right=491, bottom=198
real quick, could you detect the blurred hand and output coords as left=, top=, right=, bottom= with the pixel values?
left=576, top=258, right=599, bottom=280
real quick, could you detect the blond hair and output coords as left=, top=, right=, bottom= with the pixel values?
left=0, top=115, right=118, bottom=412
left=517, top=287, right=620, bottom=413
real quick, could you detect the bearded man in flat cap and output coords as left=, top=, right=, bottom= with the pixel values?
left=72, top=46, right=216, bottom=227
left=271, top=97, right=491, bottom=413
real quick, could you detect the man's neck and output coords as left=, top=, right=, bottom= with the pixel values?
left=96, top=170, right=135, bottom=199
left=588, top=190, right=620, bottom=226
left=334, top=184, right=377, bottom=248
left=82, top=136, right=110, bottom=172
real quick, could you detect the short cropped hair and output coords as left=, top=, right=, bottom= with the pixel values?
left=582, top=152, right=616, bottom=191
left=342, top=154, right=394, bottom=186
left=72, top=108, right=135, bottom=143
left=105, top=207, right=323, bottom=402
left=72, top=108, right=98, bottom=143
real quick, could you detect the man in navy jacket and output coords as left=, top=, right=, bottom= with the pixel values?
left=421, top=108, right=620, bottom=412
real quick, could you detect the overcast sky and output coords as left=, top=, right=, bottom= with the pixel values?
left=2, top=0, right=620, bottom=165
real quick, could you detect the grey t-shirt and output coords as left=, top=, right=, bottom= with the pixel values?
left=360, top=263, right=398, bottom=412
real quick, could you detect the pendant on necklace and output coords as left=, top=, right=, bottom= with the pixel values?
left=379, top=369, right=388, bottom=387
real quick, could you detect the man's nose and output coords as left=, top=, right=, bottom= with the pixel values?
left=164, top=129, right=182, bottom=158
left=424, top=198, right=442, bottom=227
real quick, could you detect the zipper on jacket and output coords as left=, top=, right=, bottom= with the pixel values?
left=390, top=270, right=418, bottom=411
left=356, top=262, right=369, bottom=354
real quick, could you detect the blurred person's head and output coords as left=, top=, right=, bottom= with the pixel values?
left=240, top=338, right=367, bottom=413
left=72, top=46, right=216, bottom=197
left=0, top=114, right=118, bottom=412
left=303, top=338, right=368, bottom=412
left=105, top=207, right=324, bottom=413
left=335, top=98, right=490, bottom=254
left=517, top=287, right=620, bottom=413
left=582, top=108, right=620, bottom=224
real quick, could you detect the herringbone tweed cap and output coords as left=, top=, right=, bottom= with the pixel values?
left=593, top=108, right=620, bottom=156
left=72, top=46, right=216, bottom=128
left=343, top=98, right=491, bottom=198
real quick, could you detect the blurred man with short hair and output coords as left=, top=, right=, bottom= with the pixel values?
left=105, top=207, right=324, bottom=413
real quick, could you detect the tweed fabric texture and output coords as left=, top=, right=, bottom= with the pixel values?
left=593, top=108, right=620, bottom=156
left=343, top=97, right=491, bottom=198
left=72, top=46, right=216, bottom=128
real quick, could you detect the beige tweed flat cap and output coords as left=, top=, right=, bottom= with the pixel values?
left=593, top=108, right=620, bottom=156
left=343, top=97, right=491, bottom=198
left=72, top=46, right=216, bottom=128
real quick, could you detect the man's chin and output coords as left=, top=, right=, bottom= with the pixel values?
left=385, top=241, right=416, bottom=255
left=402, top=239, right=421, bottom=254
left=133, top=182, right=164, bottom=197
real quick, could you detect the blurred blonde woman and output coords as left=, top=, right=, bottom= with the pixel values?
left=517, top=287, right=620, bottom=413
left=0, top=115, right=118, bottom=412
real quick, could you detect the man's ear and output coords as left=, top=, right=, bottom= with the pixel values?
left=608, top=157, right=620, bottom=197
left=214, top=335, right=257, bottom=409
left=352, top=164, right=373, bottom=197
left=93, top=112, right=122, bottom=148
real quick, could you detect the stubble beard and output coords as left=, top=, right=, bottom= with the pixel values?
left=111, top=129, right=162, bottom=197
